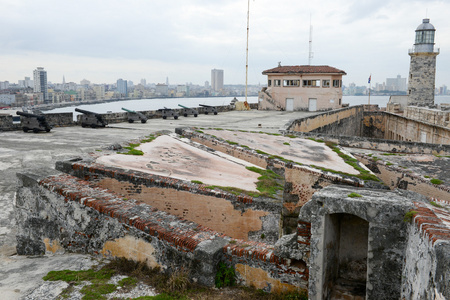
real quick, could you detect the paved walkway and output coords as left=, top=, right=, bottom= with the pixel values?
left=0, top=109, right=318, bottom=299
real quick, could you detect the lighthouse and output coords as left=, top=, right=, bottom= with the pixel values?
left=407, top=19, right=439, bottom=106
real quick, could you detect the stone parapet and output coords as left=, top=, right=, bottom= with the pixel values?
left=15, top=169, right=308, bottom=292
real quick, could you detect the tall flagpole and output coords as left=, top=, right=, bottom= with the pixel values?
left=245, top=0, right=250, bottom=103
left=368, top=74, right=371, bottom=105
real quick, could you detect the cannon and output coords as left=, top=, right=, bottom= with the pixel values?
left=17, top=111, right=52, bottom=133
left=178, top=104, right=198, bottom=117
left=199, top=104, right=218, bottom=115
left=121, top=107, right=148, bottom=123
left=75, top=108, right=108, bottom=128
left=158, top=107, right=179, bottom=119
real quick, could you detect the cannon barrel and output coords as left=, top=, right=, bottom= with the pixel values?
left=75, top=108, right=100, bottom=115
left=16, top=111, right=45, bottom=120
left=121, top=107, right=136, bottom=113
left=178, top=104, right=188, bottom=109
left=199, top=104, right=213, bottom=107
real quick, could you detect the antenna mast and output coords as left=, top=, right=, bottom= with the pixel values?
left=308, top=15, right=314, bottom=65
left=245, top=0, right=250, bottom=102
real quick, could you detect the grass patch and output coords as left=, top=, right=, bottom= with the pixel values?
left=430, top=201, right=444, bottom=208
left=424, top=175, right=430, bottom=178
left=286, top=134, right=297, bottom=138
left=225, top=140, right=239, bottom=145
left=246, top=166, right=284, bottom=198
left=404, top=210, right=418, bottom=223
left=386, top=162, right=393, bottom=166
left=283, top=142, right=290, bottom=146
left=204, top=167, right=283, bottom=199
left=195, top=130, right=204, bottom=133
left=430, top=178, right=443, bottom=185
left=307, top=137, right=324, bottom=143
left=348, top=192, right=362, bottom=198
left=191, top=180, right=203, bottom=184
left=256, top=149, right=270, bottom=155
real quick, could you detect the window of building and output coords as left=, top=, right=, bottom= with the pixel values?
left=333, top=80, right=341, bottom=88
left=268, top=80, right=271, bottom=87
left=302, top=79, right=320, bottom=87
left=274, top=80, right=281, bottom=86
left=283, top=80, right=300, bottom=87
left=322, top=80, right=330, bottom=87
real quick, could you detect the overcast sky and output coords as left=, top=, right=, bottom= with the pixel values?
left=1, top=0, right=449, bottom=87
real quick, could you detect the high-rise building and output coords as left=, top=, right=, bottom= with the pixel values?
left=211, top=69, right=224, bottom=91
left=116, top=79, right=128, bottom=96
left=407, top=18, right=439, bottom=105
left=386, top=75, right=407, bottom=92
left=33, top=67, right=48, bottom=103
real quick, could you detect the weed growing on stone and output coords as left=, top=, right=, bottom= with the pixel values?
left=386, top=162, right=393, bottom=166
left=430, top=201, right=444, bottom=208
left=246, top=166, right=284, bottom=198
left=430, top=178, right=443, bottom=185
left=191, top=180, right=203, bottom=184
left=195, top=130, right=204, bottom=133
left=307, top=137, right=324, bottom=143
left=215, top=262, right=236, bottom=288
left=348, top=192, right=362, bottom=198
left=404, top=210, right=418, bottom=222
left=283, top=142, right=290, bottom=146
left=424, top=175, right=430, bottom=178
left=226, top=140, right=239, bottom=145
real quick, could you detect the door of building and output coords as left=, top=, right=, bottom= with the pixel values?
left=309, top=98, right=317, bottom=112
left=286, top=98, right=294, bottom=111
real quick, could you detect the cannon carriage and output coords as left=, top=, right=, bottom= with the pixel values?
left=158, top=107, right=179, bottom=119
left=75, top=108, right=108, bottom=128
left=16, top=111, right=52, bottom=133
left=178, top=104, right=198, bottom=117
left=121, top=107, right=148, bottom=123
left=199, top=104, right=218, bottom=115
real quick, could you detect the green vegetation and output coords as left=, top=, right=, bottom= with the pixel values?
left=286, top=134, right=297, bottom=138
left=191, top=180, right=203, bottom=185
left=260, top=233, right=266, bottom=239
left=215, top=262, right=236, bottom=288
left=404, top=210, right=418, bottom=223
left=246, top=166, right=284, bottom=198
left=44, top=257, right=308, bottom=300
left=424, top=175, right=431, bottom=178
left=307, top=137, right=324, bottom=143
left=256, top=149, right=270, bottom=155
left=430, top=178, right=443, bottom=185
left=225, top=140, right=239, bottom=145
left=204, top=167, right=283, bottom=199
left=283, top=142, right=290, bottom=146
left=195, top=130, right=204, bottom=133
left=348, top=192, right=362, bottom=198
left=386, top=162, right=393, bottom=166
left=120, top=134, right=161, bottom=156
left=430, top=201, right=444, bottom=208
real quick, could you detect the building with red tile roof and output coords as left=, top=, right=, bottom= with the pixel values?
left=259, top=64, right=346, bottom=111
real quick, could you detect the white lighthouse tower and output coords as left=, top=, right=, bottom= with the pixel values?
left=407, top=18, right=439, bottom=106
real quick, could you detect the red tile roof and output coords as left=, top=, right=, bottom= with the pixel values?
left=262, top=65, right=346, bottom=75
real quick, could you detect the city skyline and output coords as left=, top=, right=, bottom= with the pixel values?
left=1, top=1, right=450, bottom=87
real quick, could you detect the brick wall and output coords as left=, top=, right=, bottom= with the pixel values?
left=56, top=160, right=282, bottom=244
left=15, top=169, right=308, bottom=292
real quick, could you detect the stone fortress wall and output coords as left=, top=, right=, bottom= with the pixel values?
left=11, top=104, right=450, bottom=299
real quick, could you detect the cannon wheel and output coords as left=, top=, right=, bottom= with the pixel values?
left=205, top=112, right=209, bottom=115
left=141, top=120, right=147, bottom=123
left=163, top=116, right=167, bottom=119
left=23, top=127, right=29, bottom=132
left=214, top=112, right=218, bottom=115
left=128, top=119, right=134, bottom=123
left=184, top=113, right=188, bottom=117
left=33, top=128, right=39, bottom=133
left=45, top=128, right=51, bottom=132
left=81, top=123, right=86, bottom=128
left=174, top=116, right=178, bottom=120
left=194, top=114, right=198, bottom=117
